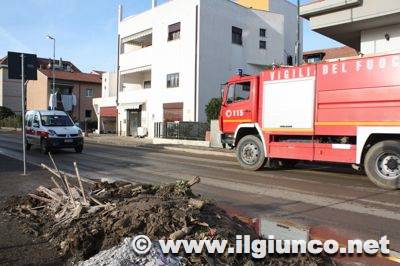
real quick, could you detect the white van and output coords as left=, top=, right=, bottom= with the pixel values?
left=25, top=110, right=84, bottom=153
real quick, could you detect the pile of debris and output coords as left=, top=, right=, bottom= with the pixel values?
left=3, top=155, right=332, bottom=265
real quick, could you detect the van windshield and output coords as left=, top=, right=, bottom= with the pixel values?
left=41, top=115, right=74, bottom=127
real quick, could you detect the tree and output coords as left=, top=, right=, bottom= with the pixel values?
left=0, top=106, right=15, bottom=120
left=205, top=98, right=221, bottom=122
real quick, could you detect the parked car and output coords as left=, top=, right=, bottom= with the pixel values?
left=25, top=110, right=84, bottom=153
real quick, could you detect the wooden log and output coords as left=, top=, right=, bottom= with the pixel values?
left=73, top=162, right=87, bottom=205
left=169, top=226, right=192, bottom=240
left=50, top=176, right=67, bottom=197
left=36, top=186, right=61, bottom=202
left=48, top=153, right=68, bottom=191
left=187, top=176, right=201, bottom=187
left=188, top=198, right=205, bottom=209
left=89, top=196, right=104, bottom=206
left=63, top=173, right=76, bottom=207
left=28, top=193, right=53, bottom=204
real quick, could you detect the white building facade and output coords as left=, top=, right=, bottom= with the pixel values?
left=300, top=0, right=400, bottom=55
left=93, top=72, right=117, bottom=133
left=117, top=0, right=298, bottom=137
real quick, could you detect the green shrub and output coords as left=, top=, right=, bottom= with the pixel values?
left=0, top=106, right=15, bottom=120
left=205, top=98, right=222, bottom=122
left=0, top=115, right=22, bottom=128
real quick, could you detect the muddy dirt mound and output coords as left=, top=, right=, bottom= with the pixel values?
left=4, top=177, right=331, bottom=265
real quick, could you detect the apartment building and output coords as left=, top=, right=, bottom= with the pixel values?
left=116, top=0, right=299, bottom=137
left=300, top=0, right=400, bottom=55
left=0, top=57, right=22, bottom=114
left=24, top=58, right=102, bottom=124
left=93, top=72, right=117, bottom=133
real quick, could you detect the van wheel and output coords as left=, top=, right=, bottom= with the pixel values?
left=75, top=145, right=83, bottom=153
left=364, top=140, right=400, bottom=189
left=40, top=139, right=49, bottom=154
left=236, top=135, right=266, bottom=171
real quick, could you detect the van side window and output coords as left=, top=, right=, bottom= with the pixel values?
left=226, top=81, right=251, bottom=104
left=33, top=115, right=39, bottom=125
left=26, top=114, right=33, bottom=127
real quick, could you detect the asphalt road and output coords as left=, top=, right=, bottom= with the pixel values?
left=0, top=131, right=399, bottom=253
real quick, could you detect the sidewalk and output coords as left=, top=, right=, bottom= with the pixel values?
left=85, top=134, right=235, bottom=158
left=0, top=155, right=64, bottom=265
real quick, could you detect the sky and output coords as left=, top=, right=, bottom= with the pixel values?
left=0, top=0, right=342, bottom=73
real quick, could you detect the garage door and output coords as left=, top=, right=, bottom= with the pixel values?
left=163, top=102, right=183, bottom=122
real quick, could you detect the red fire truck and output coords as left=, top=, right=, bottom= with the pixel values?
left=219, top=52, right=400, bottom=189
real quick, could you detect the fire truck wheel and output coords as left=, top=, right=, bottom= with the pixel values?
left=236, top=135, right=266, bottom=171
left=364, top=140, right=400, bottom=190
left=279, top=159, right=298, bottom=169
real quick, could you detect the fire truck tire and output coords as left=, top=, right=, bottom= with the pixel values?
left=279, top=159, right=298, bottom=169
left=364, top=140, right=400, bottom=190
left=236, top=135, right=266, bottom=171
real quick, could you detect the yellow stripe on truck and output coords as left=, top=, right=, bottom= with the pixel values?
left=223, top=119, right=253, bottom=123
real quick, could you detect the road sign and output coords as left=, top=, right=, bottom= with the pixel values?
left=7, top=52, right=37, bottom=80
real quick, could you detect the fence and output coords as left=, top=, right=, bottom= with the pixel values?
left=154, top=122, right=209, bottom=141
left=0, top=116, right=22, bottom=129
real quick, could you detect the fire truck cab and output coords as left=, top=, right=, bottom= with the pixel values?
left=219, top=53, right=400, bottom=189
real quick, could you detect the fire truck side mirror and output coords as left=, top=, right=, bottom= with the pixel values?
left=220, top=86, right=225, bottom=99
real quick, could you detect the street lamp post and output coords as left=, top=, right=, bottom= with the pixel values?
left=296, top=0, right=301, bottom=66
left=46, top=35, right=56, bottom=105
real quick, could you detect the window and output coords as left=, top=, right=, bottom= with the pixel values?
left=167, top=73, right=180, bottom=88
left=168, top=22, right=181, bottom=41
left=226, top=82, right=251, bottom=104
left=260, top=28, right=266, bottom=37
left=163, top=102, right=183, bottom=122
left=143, top=80, right=151, bottom=89
left=306, top=56, right=322, bottom=63
left=85, top=110, right=92, bottom=118
left=33, top=115, right=40, bottom=125
left=259, top=40, right=266, bottom=49
left=41, top=115, right=73, bottom=127
left=287, top=55, right=293, bottom=66
left=232, top=26, right=243, bottom=45
left=85, top=88, right=93, bottom=97
left=26, top=114, right=33, bottom=127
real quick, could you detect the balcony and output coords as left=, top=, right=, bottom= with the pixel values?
left=121, top=28, right=152, bottom=53
left=120, top=47, right=153, bottom=72
left=121, top=68, right=151, bottom=91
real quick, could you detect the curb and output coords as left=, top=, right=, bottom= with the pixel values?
left=163, top=146, right=235, bottom=158
left=0, top=127, right=21, bottom=132
left=85, top=138, right=235, bottom=158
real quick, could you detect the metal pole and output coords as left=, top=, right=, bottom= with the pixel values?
left=116, top=5, right=123, bottom=135
left=21, top=54, right=26, bottom=175
left=296, top=0, right=301, bottom=66
left=52, top=38, right=56, bottom=95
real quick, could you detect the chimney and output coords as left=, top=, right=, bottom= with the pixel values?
left=152, top=0, right=157, bottom=8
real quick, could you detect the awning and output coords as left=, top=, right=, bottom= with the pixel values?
left=121, top=29, right=152, bottom=44
left=120, top=65, right=151, bottom=75
left=118, top=102, right=144, bottom=110
left=100, top=107, right=117, bottom=117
